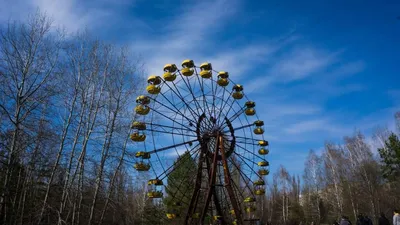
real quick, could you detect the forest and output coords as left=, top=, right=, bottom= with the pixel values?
left=1, top=11, right=399, bottom=225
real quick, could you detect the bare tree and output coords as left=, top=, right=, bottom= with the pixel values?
left=303, top=149, right=323, bottom=224
left=88, top=47, right=140, bottom=225
left=323, top=143, right=344, bottom=219
left=344, top=132, right=381, bottom=223
left=0, top=11, right=63, bottom=224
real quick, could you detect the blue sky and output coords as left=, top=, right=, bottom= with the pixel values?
left=1, top=0, right=399, bottom=176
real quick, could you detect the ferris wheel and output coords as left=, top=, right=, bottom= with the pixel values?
left=131, top=60, right=270, bottom=225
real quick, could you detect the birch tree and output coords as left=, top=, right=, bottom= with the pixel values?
left=0, top=11, right=63, bottom=224
left=303, top=149, right=323, bottom=224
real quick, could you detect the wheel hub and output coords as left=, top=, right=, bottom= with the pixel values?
left=196, top=113, right=235, bottom=159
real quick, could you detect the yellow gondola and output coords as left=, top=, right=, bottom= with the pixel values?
left=131, top=121, right=146, bottom=130
left=244, top=196, right=257, bottom=219
left=246, top=206, right=256, bottom=213
left=232, top=92, right=243, bottom=99
left=232, top=84, right=244, bottom=99
left=200, top=70, right=212, bottom=79
left=218, top=71, right=229, bottom=78
left=245, top=101, right=255, bottom=108
left=200, top=62, right=212, bottom=70
left=130, top=132, right=146, bottom=142
left=164, top=64, right=178, bottom=73
left=258, top=169, right=270, bottom=176
left=147, top=191, right=163, bottom=198
left=148, top=178, right=163, bottom=199
left=258, top=140, right=268, bottom=146
left=217, top=71, right=229, bottom=86
left=257, top=160, right=269, bottom=167
left=254, top=127, right=264, bottom=135
left=213, top=215, right=222, bottom=221
left=254, top=120, right=264, bottom=126
left=233, top=84, right=243, bottom=91
left=217, top=78, right=229, bottom=86
left=163, top=72, right=176, bottom=82
left=135, top=96, right=151, bottom=115
left=199, top=62, right=212, bottom=79
left=245, top=108, right=255, bottom=116
left=254, top=179, right=265, bottom=186
left=147, top=75, right=162, bottom=94
left=258, top=148, right=269, bottom=155
left=147, top=75, right=162, bottom=85
left=148, top=179, right=163, bottom=186
left=200, top=70, right=212, bottom=78
left=166, top=200, right=181, bottom=220
left=182, top=59, right=195, bottom=68
left=181, top=59, right=194, bottom=76
left=244, top=197, right=255, bottom=203
left=181, top=68, right=193, bottom=76
left=134, top=162, right=150, bottom=171
left=136, top=95, right=150, bottom=104
left=255, top=189, right=266, bottom=195
left=166, top=213, right=177, bottom=219
left=135, top=151, right=151, bottom=159
left=146, top=84, right=161, bottom=95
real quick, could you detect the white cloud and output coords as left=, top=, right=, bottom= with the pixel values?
left=329, top=60, right=366, bottom=78
left=35, top=0, right=87, bottom=30
left=206, top=45, right=277, bottom=81
left=165, top=147, right=191, bottom=158
left=0, top=0, right=132, bottom=32
left=128, top=0, right=297, bottom=81
left=269, top=47, right=339, bottom=82
left=283, top=118, right=349, bottom=135
left=259, top=102, right=322, bottom=119
left=243, top=47, right=344, bottom=93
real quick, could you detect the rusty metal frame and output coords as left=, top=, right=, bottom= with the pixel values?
left=185, top=113, right=243, bottom=225
left=185, top=133, right=243, bottom=225
left=219, top=135, right=243, bottom=225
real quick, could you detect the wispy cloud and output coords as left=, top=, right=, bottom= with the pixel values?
left=0, top=0, right=135, bottom=32
left=258, top=102, right=322, bottom=119
left=283, top=118, right=349, bottom=135
left=329, top=60, right=366, bottom=79
left=128, top=0, right=296, bottom=80
left=165, top=147, right=191, bottom=158
left=244, top=47, right=341, bottom=93
left=270, top=47, right=339, bottom=82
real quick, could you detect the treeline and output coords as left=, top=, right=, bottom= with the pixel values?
left=259, top=113, right=400, bottom=225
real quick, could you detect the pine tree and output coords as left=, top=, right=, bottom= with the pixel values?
left=163, top=151, right=197, bottom=222
left=378, top=132, right=400, bottom=180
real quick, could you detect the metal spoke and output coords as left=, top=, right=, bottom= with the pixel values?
left=145, top=128, right=198, bottom=138
left=145, top=122, right=195, bottom=133
left=147, top=139, right=198, bottom=154
left=234, top=143, right=266, bottom=161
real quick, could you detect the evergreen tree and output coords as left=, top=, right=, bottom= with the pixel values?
left=163, top=151, right=197, bottom=222
left=378, top=132, right=400, bottom=180
left=142, top=202, right=165, bottom=225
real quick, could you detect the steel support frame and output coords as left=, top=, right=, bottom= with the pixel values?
left=185, top=133, right=243, bottom=225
